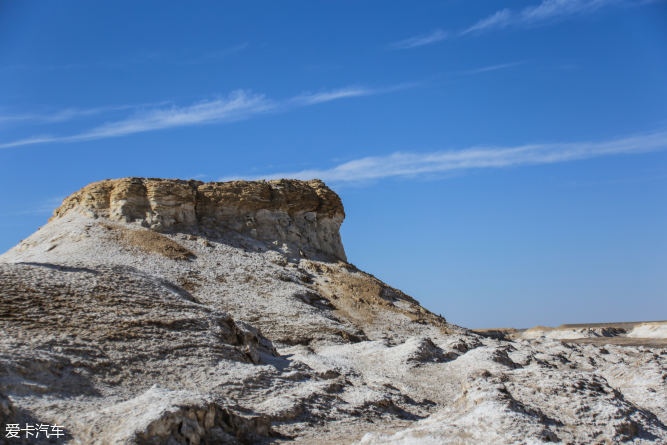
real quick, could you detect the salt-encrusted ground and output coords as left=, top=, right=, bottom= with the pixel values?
left=1, top=179, right=665, bottom=444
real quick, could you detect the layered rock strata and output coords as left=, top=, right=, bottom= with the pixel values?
left=52, top=177, right=346, bottom=261
left=0, top=178, right=665, bottom=444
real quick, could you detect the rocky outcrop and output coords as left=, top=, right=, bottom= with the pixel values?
left=52, top=177, right=346, bottom=261
left=72, top=387, right=274, bottom=445
left=1, top=177, right=665, bottom=444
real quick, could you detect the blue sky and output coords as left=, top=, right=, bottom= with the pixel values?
left=1, top=0, right=666, bottom=328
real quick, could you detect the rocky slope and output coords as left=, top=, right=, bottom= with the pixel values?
left=1, top=178, right=665, bottom=444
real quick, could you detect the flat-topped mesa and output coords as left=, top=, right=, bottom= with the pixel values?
left=52, top=177, right=347, bottom=260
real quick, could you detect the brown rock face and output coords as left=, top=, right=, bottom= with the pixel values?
left=52, top=177, right=347, bottom=260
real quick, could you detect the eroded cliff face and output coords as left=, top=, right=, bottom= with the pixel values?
left=51, top=177, right=347, bottom=261
left=1, top=178, right=665, bottom=445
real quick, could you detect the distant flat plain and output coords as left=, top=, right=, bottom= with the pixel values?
left=473, top=320, right=667, bottom=347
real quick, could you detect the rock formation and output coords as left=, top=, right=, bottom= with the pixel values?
left=52, top=177, right=346, bottom=261
left=1, top=178, right=665, bottom=444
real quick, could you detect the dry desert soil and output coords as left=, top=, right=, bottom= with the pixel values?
left=1, top=178, right=665, bottom=444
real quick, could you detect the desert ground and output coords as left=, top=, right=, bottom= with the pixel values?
left=1, top=178, right=665, bottom=444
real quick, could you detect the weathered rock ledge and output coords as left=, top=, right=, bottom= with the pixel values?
left=1, top=177, right=666, bottom=444
left=52, top=177, right=347, bottom=260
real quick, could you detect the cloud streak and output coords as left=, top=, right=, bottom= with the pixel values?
left=0, top=91, right=271, bottom=149
left=390, top=29, right=448, bottom=50
left=0, top=102, right=168, bottom=126
left=0, top=84, right=405, bottom=150
left=393, top=0, right=650, bottom=47
left=291, top=87, right=380, bottom=105
left=463, top=0, right=623, bottom=35
left=459, top=62, right=524, bottom=75
left=292, top=83, right=418, bottom=106
left=232, top=130, right=667, bottom=183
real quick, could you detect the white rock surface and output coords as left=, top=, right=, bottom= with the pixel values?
left=519, top=326, right=626, bottom=340
left=1, top=178, right=665, bottom=444
left=627, top=323, right=667, bottom=339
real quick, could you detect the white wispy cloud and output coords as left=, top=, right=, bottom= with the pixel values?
left=463, top=9, right=514, bottom=35
left=459, top=62, right=524, bottom=75
left=230, top=130, right=667, bottom=183
left=463, top=0, right=623, bottom=35
left=291, top=87, right=379, bottom=105
left=390, top=29, right=448, bottom=50
left=81, top=91, right=272, bottom=139
left=0, top=84, right=404, bottom=150
left=292, top=83, right=417, bottom=106
left=0, top=102, right=167, bottom=126
left=0, top=91, right=271, bottom=149
left=396, top=0, right=650, bottom=44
